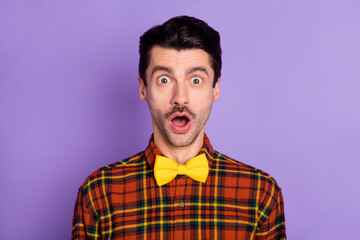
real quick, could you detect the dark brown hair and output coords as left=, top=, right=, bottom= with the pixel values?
left=139, top=16, right=222, bottom=87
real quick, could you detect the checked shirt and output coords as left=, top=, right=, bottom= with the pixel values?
left=72, top=134, right=286, bottom=239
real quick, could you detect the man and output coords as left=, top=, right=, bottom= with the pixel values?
left=72, top=16, right=286, bottom=239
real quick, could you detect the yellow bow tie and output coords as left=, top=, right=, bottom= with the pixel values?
left=153, top=153, right=209, bottom=186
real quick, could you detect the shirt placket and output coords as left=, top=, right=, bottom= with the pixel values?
left=172, top=175, right=190, bottom=240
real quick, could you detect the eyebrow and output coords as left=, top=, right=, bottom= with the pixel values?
left=186, top=66, right=209, bottom=77
left=151, top=66, right=174, bottom=78
left=151, top=65, right=210, bottom=78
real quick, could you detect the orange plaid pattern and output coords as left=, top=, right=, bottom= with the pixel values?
left=72, top=134, right=286, bottom=239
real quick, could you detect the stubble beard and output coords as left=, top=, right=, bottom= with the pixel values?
left=150, top=105, right=212, bottom=148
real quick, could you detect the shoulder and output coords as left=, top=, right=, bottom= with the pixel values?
left=212, top=150, right=282, bottom=190
left=79, top=150, right=146, bottom=191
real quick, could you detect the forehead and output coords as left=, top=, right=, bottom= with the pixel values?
left=147, top=46, right=213, bottom=75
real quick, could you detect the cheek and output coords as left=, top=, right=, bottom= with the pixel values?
left=147, top=94, right=168, bottom=114
left=192, top=89, right=214, bottom=104
left=192, top=96, right=214, bottom=119
left=148, top=85, right=170, bottom=101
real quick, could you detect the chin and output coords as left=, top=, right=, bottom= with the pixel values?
left=166, top=131, right=199, bottom=148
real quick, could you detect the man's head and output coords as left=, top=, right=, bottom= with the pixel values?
left=139, top=16, right=222, bottom=87
left=138, top=16, right=222, bottom=149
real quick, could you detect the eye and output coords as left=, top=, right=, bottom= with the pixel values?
left=157, top=76, right=170, bottom=84
left=191, top=77, right=202, bottom=85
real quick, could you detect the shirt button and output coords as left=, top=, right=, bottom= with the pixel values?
left=179, top=201, right=185, bottom=209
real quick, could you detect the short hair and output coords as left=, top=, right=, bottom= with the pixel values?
left=139, top=16, right=222, bottom=87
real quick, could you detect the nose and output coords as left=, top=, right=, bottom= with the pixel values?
left=171, top=83, right=189, bottom=106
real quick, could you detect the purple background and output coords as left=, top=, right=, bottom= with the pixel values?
left=1, top=1, right=359, bottom=239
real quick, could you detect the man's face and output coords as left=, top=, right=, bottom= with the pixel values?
left=138, top=46, right=220, bottom=148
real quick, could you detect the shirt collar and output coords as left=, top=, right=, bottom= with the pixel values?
left=144, top=133, right=215, bottom=168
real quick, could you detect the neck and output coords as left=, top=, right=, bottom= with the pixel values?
left=153, top=130, right=205, bottom=165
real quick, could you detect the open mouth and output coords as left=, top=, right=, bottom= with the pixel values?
left=169, top=113, right=192, bottom=133
left=171, top=116, right=189, bottom=127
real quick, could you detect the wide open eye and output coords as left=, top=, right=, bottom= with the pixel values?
left=157, top=76, right=170, bottom=84
left=191, top=77, right=203, bottom=85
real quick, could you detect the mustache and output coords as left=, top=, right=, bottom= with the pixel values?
left=165, top=106, right=196, bottom=119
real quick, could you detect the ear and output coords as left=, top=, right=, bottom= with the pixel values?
left=138, top=77, right=147, bottom=100
left=213, top=77, right=220, bottom=101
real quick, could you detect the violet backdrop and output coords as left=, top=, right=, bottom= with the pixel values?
left=1, top=0, right=359, bottom=239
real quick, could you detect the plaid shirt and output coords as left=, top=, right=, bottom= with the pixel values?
left=72, top=134, right=286, bottom=239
